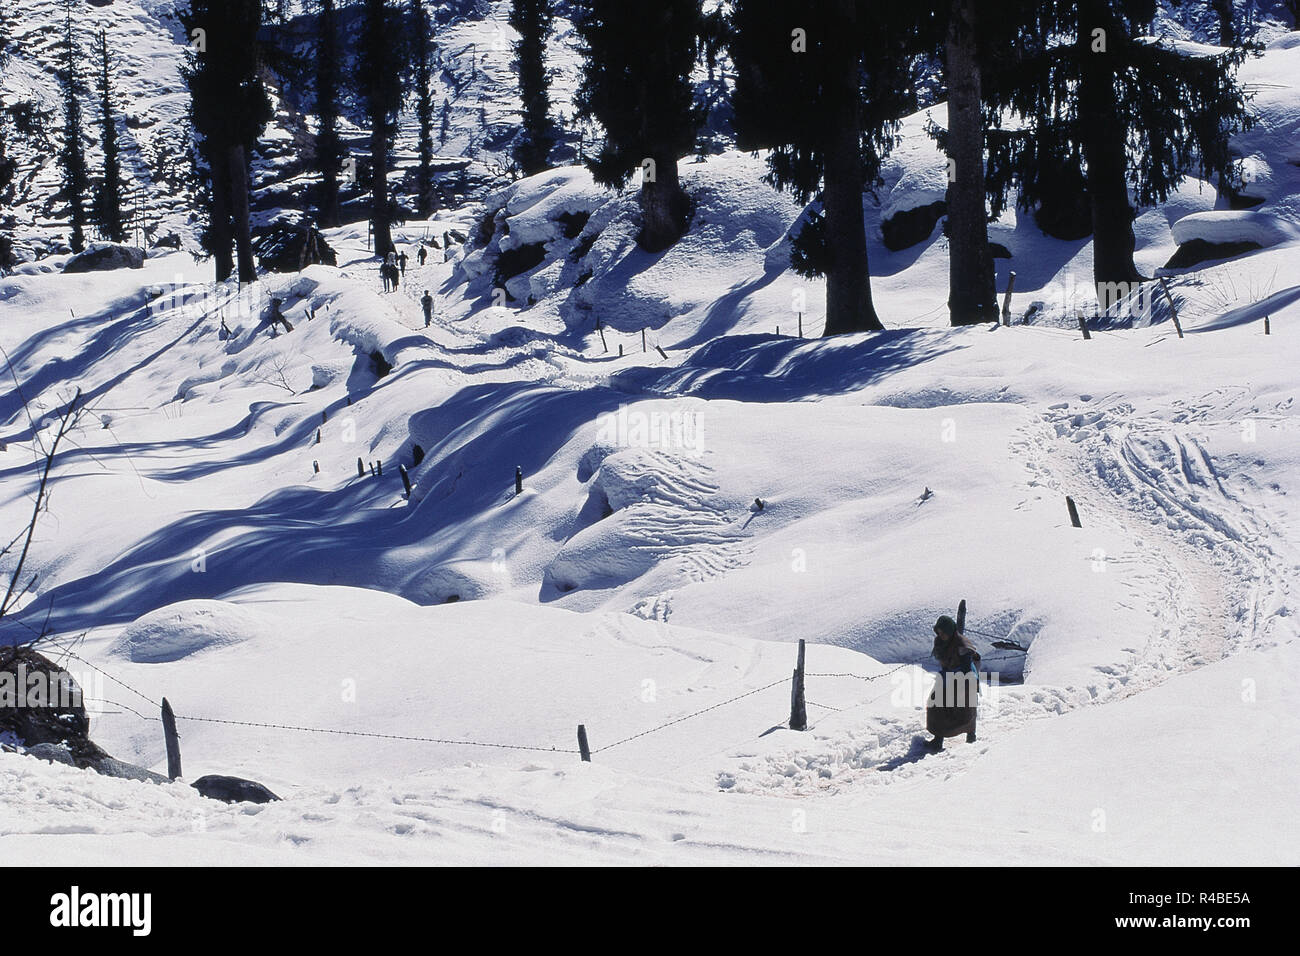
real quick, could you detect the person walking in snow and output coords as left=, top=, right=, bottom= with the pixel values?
left=421, top=290, right=434, bottom=327
left=399, top=250, right=409, bottom=275
left=924, top=615, right=980, bottom=751
left=381, top=263, right=392, bottom=293
left=418, top=245, right=428, bottom=267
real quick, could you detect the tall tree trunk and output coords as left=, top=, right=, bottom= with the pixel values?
left=210, top=151, right=234, bottom=282
left=228, top=143, right=256, bottom=284
left=371, top=123, right=392, bottom=256
left=1079, top=3, right=1143, bottom=298
left=821, top=0, right=882, bottom=335
left=1211, top=0, right=1236, bottom=46
left=945, top=0, right=997, bottom=326
left=638, top=149, right=688, bottom=252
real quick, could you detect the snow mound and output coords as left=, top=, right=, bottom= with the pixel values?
left=110, top=600, right=279, bottom=663
left=1170, top=210, right=1293, bottom=247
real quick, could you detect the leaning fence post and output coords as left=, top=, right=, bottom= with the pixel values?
left=1066, top=495, right=1082, bottom=528
left=161, top=698, right=182, bottom=781
left=1002, top=271, right=1016, bottom=325
left=1078, top=315, right=1091, bottom=340
left=1157, top=277, right=1184, bottom=338
left=399, top=464, right=412, bottom=497
left=956, top=598, right=967, bottom=635
left=789, top=639, right=807, bottom=731
left=577, top=724, right=591, bottom=762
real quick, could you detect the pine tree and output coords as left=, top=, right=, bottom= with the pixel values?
left=730, top=0, right=914, bottom=333
left=359, top=0, right=404, bottom=257
left=313, top=0, right=343, bottom=227
left=179, top=0, right=273, bottom=283
left=574, top=0, right=702, bottom=252
left=983, top=0, right=1254, bottom=300
left=509, top=0, right=554, bottom=176
left=411, top=0, right=436, bottom=217
left=0, top=10, right=16, bottom=267
left=92, top=29, right=126, bottom=244
left=57, top=1, right=90, bottom=254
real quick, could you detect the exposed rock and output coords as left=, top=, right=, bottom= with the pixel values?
left=192, top=774, right=281, bottom=804
left=1165, top=238, right=1262, bottom=269
left=62, top=243, right=146, bottom=273
left=254, top=226, right=337, bottom=274
left=881, top=200, right=946, bottom=251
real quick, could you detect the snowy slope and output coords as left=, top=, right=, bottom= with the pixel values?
left=2, top=8, right=1299, bottom=866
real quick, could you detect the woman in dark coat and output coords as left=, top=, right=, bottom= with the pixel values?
left=924, top=615, right=980, bottom=751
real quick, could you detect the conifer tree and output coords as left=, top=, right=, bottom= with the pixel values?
left=730, top=0, right=913, bottom=333
left=92, top=29, right=126, bottom=244
left=983, top=0, right=1254, bottom=300
left=509, top=0, right=554, bottom=176
left=313, top=0, right=343, bottom=227
left=411, top=0, right=436, bottom=217
left=57, top=1, right=90, bottom=254
left=179, top=0, right=272, bottom=283
left=359, top=0, right=404, bottom=256
left=574, top=0, right=702, bottom=252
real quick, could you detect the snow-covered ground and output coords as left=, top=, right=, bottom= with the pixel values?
left=2, top=10, right=1299, bottom=866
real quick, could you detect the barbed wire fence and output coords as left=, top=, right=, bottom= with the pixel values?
left=26, top=601, right=1029, bottom=775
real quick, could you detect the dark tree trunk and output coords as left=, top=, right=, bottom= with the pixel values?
left=371, top=123, right=392, bottom=256
left=228, top=143, right=256, bottom=284
left=1211, top=0, right=1236, bottom=46
left=209, top=151, right=234, bottom=282
left=821, top=0, right=883, bottom=335
left=637, top=150, right=688, bottom=253
left=945, top=0, right=997, bottom=326
left=1078, top=4, right=1143, bottom=295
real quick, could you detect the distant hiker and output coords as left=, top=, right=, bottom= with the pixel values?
left=924, top=615, right=981, bottom=751
left=417, top=245, right=428, bottom=267
left=421, top=290, right=434, bottom=327
left=399, top=250, right=409, bottom=275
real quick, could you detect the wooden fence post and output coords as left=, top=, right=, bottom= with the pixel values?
left=956, top=598, right=967, bottom=635
left=313, top=460, right=319, bottom=474
left=161, top=698, right=182, bottom=781
left=1078, top=315, right=1091, bottom=340
left=789, top=639, right=807, bottom=731
left=655, top=345, right=668, bottom=360
left=357, top=457, right=365, bottom=478
left=399, top=464, right=412, bottom=497
left=1002, top=271, right=1016, bottom=326
left=515, top=465, right=523, bottom=495
left=642, top=328, right=647, bottom=352
left=1066, top=495, right=1082, bottom=528
left=1157, top=277, right=1184, bottom=338
left=798, top=312, right=803, bottom=338
left=1264, top=315, right=1271, bottom=335
left=577, top=724, right=591, bottom=762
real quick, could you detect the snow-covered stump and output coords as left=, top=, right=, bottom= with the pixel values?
left=789, top=639, right=807, bottom=731
left=161, top=698, right=181, bottom=781
left=1066, top=495, right=1082, bottom=528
